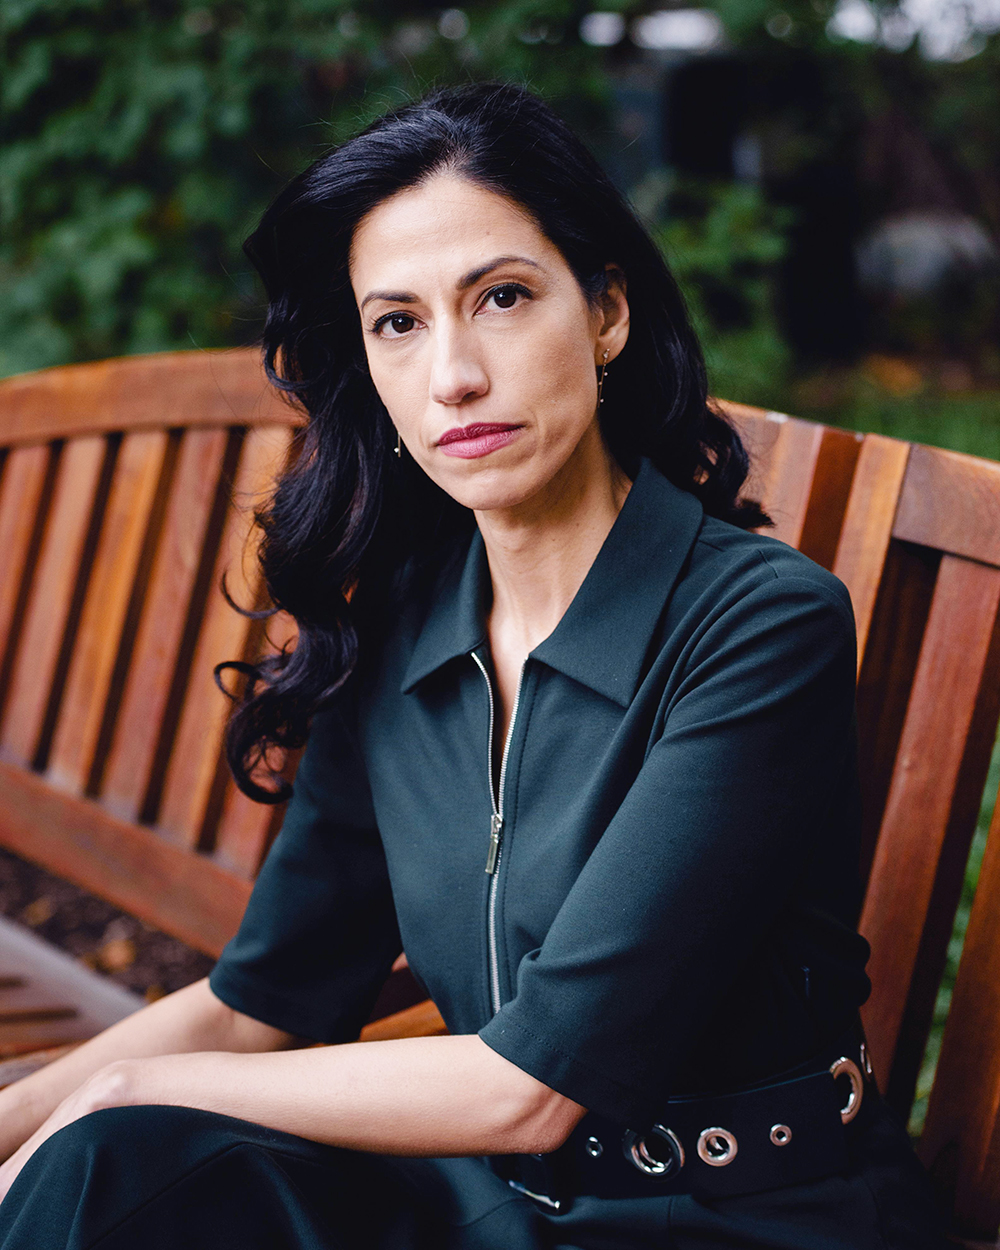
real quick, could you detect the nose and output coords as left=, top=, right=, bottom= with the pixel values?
left=428, top=326, right=489, bottom=406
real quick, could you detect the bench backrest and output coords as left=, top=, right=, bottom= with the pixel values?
left=0, top=351, right=861, bottom=962
left=0, top=351, right=303, bottom=954
left=832, top=434, right=1000, bottom=1239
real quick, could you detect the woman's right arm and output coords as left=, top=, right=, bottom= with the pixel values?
left=0, top=977, right=299, bottom=1162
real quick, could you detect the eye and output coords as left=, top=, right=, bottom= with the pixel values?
left=481, top=283, right=531, bottom=312
left=372, top=311, right=417, bottom=338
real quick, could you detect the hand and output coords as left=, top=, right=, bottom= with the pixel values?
left=0, top=1062, right=134, bottom=1206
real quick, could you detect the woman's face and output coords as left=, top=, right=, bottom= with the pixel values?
left=349, top=172, right=629, bottom=514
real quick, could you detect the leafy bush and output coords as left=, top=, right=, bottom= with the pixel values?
left=0, top=0, right=606, bottom=377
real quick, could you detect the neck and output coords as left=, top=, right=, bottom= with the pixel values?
left=475, top=428, right=632, bottom=658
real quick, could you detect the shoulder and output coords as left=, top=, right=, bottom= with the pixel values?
left=659, top=513, right=857, bottom=669
left=692, top=514, right=852, bottom=617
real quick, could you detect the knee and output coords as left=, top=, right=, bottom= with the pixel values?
left=44, top=1104, right=208, bottom=1162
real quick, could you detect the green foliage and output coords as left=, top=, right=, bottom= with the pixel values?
left=655, top=181, right=793, bottom=408
left=0, top=0, right=606, bottom=377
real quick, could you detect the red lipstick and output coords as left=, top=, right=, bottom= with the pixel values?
left=437, top=422, right=523, bottom=459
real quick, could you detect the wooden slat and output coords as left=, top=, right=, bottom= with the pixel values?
left=0, top=349, right=299, bottom=446
left=894, top=444, right=1000, bottom=569
left=211, top=611, right=297, bottom=875
left=359, top=999, right=448, bottom=1042
left=795, top=426, right=864, bottom=571
left=0, top=759, right=250, bottom=956
left=922, top=782, right=1000, bottom=1238
left=157, top=426, right=293, bottom=847
left=100, top=427, right=232, bottom=822
left=0, top=438, right=109, bottom=766
left=731, top=408, right=822, bottom=545
left=721, top=402, right=862, bottom=570
left=47, top=431, right=171, bottom=794
left=854, top=541, right=939, bottom=885
left=833, top=434, right=911, bottom=666
left=0, top=443, right=51, bottom=674
left=211, top=785, right=282, bottom=879
left=860, top=555, right=1000, bottom=1096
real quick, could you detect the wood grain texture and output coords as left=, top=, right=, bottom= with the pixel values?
left=210, top=610, right=297, bottom=875
left=0, top=438, right=108, bottom=766
left=833, top=434, right=911, bottom=666
left=359, top=999, right=448, bottom=1042
left=0, top=350, right=300, bottom=446
left=157, top=425, right=293, bottom=847
left=922, top=783, right=1000, bottom=1238
left=0, top=760, right=250, bottom=956
left=796, top=425, right=864, bottom=571
left=746, top=415, right=825, bottom=549
left=860, top=556, right=1000, bottom=1092
left=0, top=443, right=51, bottom=676
left=100, top=427, right=231, bottom=823
left=854, top=541, right=939, bottom=886
left=47, top=431, right=170, bottom=795
left=720, top=402, right=861, bottom=569
left=210, top=784, right=282, bottom=880
left=894, top=444, right=1000, bottom=568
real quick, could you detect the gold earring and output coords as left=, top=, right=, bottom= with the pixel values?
left=394, top=429, right=402, bottom=458
left=597, top=349, right=610, bottom=406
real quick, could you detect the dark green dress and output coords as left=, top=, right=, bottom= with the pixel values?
left=0, top=459, right=946, bottom=1248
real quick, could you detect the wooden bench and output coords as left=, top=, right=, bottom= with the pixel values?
left=1, top=349, right=998, bottom=1241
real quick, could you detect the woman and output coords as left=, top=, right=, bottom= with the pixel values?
left=0, top=83, right=944, bottom=1249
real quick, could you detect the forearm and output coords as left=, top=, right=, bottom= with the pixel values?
left=0, top=977, right=296, bottom=1162
left=98, top=1034, right=584, bottom=1157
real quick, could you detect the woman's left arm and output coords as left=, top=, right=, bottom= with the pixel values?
left=0, top=1034, right=585, bottom=1199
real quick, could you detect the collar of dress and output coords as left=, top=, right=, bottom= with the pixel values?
left=400, top=456, right=705, bottom=708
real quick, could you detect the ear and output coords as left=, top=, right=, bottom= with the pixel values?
left=594, top=264, right=630, bottom=366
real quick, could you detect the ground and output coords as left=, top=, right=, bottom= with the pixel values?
left=0, top=848, right=214, bottom=1003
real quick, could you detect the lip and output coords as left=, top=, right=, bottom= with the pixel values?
left=436, top=422, right=524, bottom=459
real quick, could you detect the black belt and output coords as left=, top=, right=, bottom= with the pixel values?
left=490, top=1029, right=878, bottom=1209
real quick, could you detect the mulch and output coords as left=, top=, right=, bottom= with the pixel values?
left=0, top=848, right=214, bottom=1003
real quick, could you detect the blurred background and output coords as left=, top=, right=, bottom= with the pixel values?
left=3, top=0, right=999, bottom=453
left=1, top=0, right=999, bottom=1134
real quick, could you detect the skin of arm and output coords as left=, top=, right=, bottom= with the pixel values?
left=0, top=977, right=297, bottom=1165
left=0, top=980, right=585, bottom=1202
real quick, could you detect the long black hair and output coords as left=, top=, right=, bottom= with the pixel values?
left=222, top=80, right=767, bottom=802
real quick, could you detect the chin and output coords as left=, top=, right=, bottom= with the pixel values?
left=433, top=459, right=548, bottom=514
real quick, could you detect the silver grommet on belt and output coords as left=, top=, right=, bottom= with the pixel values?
left=830, top=1056, right=864, bottom=1124
left=623, top=1125, right=685, bottom=1177
left=585, top=1135, right=603, bottom=1159
left=697, top=1127, right=738, bottom=1166
left=769, top=1123, right=792, bottom=1146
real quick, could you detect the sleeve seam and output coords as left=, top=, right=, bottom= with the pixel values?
left=483, top=1014, right=649, bottom=1106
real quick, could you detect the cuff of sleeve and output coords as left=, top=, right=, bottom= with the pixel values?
left=208, top=962, right=359, bottom=1044
left=478, top=1010, right=652, bottom=1128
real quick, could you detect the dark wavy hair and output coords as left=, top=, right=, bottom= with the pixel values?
left=221, top=80, right=767, bottom=802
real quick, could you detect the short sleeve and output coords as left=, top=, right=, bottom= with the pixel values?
left=478, top=574, right=859, bottom=1125
left=209, top=700, right=402, bottom=1042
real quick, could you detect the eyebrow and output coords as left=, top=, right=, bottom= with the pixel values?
left=359, top=255, right=543, bottom=313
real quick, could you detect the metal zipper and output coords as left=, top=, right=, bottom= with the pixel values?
left=471, top=650, right=527, bottom=1015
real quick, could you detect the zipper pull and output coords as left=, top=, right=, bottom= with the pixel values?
left=485, top=812, right=503, bottom=874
